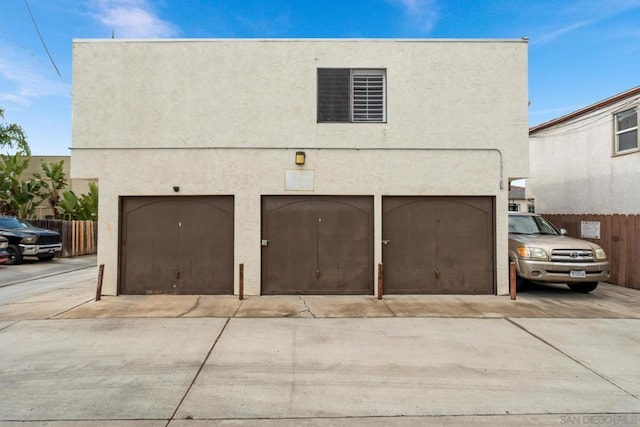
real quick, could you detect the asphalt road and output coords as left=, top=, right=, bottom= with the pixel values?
left=0, top=254, right=96, bottom=286
left=0, top=255, right=96, bottom=305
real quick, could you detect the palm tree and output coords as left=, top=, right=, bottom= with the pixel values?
left=37, top=160, right=67, bottom=219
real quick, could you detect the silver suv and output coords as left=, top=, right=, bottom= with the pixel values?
left=508, top=213, right=609, bottom=293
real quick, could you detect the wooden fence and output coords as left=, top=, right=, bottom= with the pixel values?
left=28, top=219, right=97, bottom=258
left=543, top=214, right=640, bottom=290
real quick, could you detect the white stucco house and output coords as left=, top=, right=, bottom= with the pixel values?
left=529, top=86, right=640, bottom=214
left=72, top=38, right=529, bottom=297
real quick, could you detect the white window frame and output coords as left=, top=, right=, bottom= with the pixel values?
left=351, top=69, right=386, bottom=123
left=614, top=107, right=639, bottom=155
left=317, top=68, right=386, bottom=123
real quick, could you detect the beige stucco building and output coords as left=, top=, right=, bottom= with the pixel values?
left=72, top=39, right=529, bottom=297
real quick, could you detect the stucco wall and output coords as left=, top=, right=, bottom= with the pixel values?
left=71, top=39, right=529, bottom=296
left=529, top=97, right=640, bottom=214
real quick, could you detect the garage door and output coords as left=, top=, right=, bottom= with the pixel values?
left=262, top=196, right=373, bottom=295
left=383, top=196, right=494, bottom=294
left=119, top=196, right=234, bottom=294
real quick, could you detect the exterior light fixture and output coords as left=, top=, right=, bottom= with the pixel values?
left=173, top=186, right=180, bottom=192
left=295, top=151, right=306, bottom=165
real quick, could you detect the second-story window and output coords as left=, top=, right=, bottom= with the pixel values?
left=317, top=68, right=386, bottom=123
left=614, top=108, right=638, bottom=154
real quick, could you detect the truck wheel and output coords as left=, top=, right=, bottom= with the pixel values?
left=567, top=282, right=598, bottom=293
left=38, top=254, right=55, bottom=261
left=6, top=244, right=23, bottom=265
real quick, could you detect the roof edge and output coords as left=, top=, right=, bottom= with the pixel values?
left=530, top=86, right=640, bottom=134
left=72, top=37, right=528, bottom=44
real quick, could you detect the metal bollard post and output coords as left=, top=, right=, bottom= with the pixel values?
left=96, top=264, right=104, bottom=301
left=509, top=261, right=516, bottom=300
left=239, top=263, right=244, bottom=300
left=377, top=263, right=383, bottom=300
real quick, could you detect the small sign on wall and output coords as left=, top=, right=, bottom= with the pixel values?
left=581, top=221, right=601, bottom=239
left=285, top=170, right=314, bottom=191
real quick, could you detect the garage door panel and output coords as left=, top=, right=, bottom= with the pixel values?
left=262, top=205, right=318, bottom=294
left=318, top=202, right=372, bottom=293
left=178, top=198, right=234, bottom=294
left=383, top=196, right=494, bottom=295
left=383, top=199, right=438, bottom=293
left=262, top=196, right=373, bottom=295
left=120, top=196, right=233, bottom=295
left=437, top=199, right=493, bottom=293
left=121, top=199, right=179, bottom=294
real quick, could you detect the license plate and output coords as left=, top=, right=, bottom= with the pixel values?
left=570, top=270, right=586, bottom=278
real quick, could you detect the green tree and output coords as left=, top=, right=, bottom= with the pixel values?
left=59, top=182, right=98, bottom=221
left=0, top=108, right=30, bottom=155
left=36, top=160, right=67, bottom=219
left=0, top=154, right=44, bottom=217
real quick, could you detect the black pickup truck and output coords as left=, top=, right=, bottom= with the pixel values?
left=0, top=216, right=63, bottom=265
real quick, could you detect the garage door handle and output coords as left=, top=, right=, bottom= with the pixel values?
left=382, top=240, right=391, bottom=245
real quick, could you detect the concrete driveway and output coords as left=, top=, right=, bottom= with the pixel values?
left=0, top=257, right=639, bottom=426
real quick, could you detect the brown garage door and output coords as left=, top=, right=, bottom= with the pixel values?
left=383, top=196, right=494, bottom=294
left=262, top=196, right=373, bottom=295
left=120, top=196, right=234, bottom=294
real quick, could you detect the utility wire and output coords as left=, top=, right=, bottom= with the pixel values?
left=24, top=0, right=62, bottom=79
left=530, top=97, right=639, bottom=138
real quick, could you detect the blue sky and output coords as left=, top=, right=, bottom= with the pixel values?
left=1, top=0, right=640, bottom=155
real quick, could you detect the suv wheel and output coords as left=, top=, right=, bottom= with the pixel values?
left=567, top=282, right=598, bottom=293
left=6, top=244, right=23, bottom=265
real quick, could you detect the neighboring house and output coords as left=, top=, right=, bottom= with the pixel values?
left=508, top=185, right=534, bottom=213
left=72, top=38, right=529, bottom=297
left=528, top=86, right=640, bottom=214
left=19, top=155, right=95, bottom=219
left=528, top=87, right=640, bottom=289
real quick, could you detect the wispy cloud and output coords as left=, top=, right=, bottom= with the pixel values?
left=0, top=51, right=70, bottom=109
left=531, top=20, right=592, bottom=46
left=387, top=0, right=439, bottom=33
left=91, top=0, right=180, bottom=38
left=531, top=0, right=640, bottom=46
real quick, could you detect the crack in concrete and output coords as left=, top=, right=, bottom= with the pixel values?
left=178, top=296, right=201, bottom=317
left=506, top=318, right=640, bottom=401
left=231, top=298, right=244, bottom=317
left=381, top=298, right=398, bottom=316
left=50, top=297, right=96, bottom=319
left=298, top=296, right=317, bottom=318
left=167, top=317, right=231, bottom=426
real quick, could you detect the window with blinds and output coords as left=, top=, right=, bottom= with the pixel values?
left=614, top=108, right=638, bottom=154
left=317, top=68, right=386, bottom=123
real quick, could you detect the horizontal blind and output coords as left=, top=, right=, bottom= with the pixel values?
left=352, top=71, right=385, bottom=122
